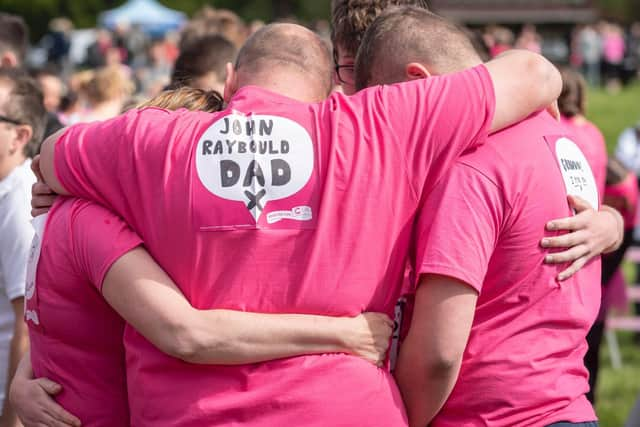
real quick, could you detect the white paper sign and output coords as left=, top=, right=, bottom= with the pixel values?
left=195, top=113, right=315, bottom=222
left=554, top=137, right=599, bottom=210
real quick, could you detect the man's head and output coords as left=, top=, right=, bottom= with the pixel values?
left=355, top=7, right=482, bottom=90
left=170, top=34, right=238, bottom=94
left=33, top=69, right=65, bottom=113
left=224, top=23, right=333, bottom=103
left=0, top=13, right=29, bottom=68
left=0, top=69, right=46, bottom=177
left=330, top=0, right=428, bottom=94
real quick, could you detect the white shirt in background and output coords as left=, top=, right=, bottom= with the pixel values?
left=0, top=159, right=35, bottom=411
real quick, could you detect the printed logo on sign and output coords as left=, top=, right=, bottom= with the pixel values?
left=195, top=113, right=314, bottom=222
left=389, top=296, right=407, bottom=372
left=554, top=137, right=599, bottom=210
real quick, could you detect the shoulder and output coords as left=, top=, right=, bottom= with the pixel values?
left=66, top=198, right=122, bottom=225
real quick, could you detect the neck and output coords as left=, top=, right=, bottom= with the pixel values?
left=0, top=152, right=26, bottom=182
left=236, top=70, right=324, bottom=103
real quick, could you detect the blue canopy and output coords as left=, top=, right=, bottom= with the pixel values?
left=99, top=0, right=186, bottom=36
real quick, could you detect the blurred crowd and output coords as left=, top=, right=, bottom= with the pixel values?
left=2, top=2, right=640, bottom=426
left=1, top=6, right=638, bottom=133
left=7, top=7, right=334, bottom=131
left=480, top=21, right=640, bottom=91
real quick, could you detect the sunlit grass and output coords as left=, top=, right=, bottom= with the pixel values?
left=581, top=83, right=640, bottom=427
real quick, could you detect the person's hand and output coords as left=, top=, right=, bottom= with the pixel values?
left=31, top=181, right=57, bottom=217
left=541, top=195, right=623, bottom=281
left=343, top=312, right=393, bottom=367
left=30, top=155, right=58, bottom=217
left=9, top=376, right=81, bottom=427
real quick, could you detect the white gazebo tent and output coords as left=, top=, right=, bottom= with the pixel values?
left=99, top=0, right=186, bottom=36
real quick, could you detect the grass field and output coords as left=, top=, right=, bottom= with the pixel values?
left=585, top=82, right=640, bottom=427
left=588, top=82, right=640, bottom=152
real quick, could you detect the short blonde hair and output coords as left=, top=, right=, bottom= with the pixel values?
left=137, top=86, right=223, bottom=113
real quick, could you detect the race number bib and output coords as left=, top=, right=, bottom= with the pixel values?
left=546, top=136, right=599, bottom=210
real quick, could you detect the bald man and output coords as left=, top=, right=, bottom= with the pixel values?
left=36, top=23, right=559, bottom=426
left=355, top=7, right=608, bottom=427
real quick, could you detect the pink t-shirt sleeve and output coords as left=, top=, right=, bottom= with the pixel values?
left=415, top=162, right=506, bottom=293
left=54, top=108, right=175, bottom=216
left=375, top=64, right=496, bottom=196
left=70, top=201, right=143, bottom=291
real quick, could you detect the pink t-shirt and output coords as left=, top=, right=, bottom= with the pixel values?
left=53, top=65, right=495, bottom=427
left=416, top=111, right=600, bottom=427
left=561, top=115, right=608, bottom=199
left=25, top=198, right=141, bottom=426
left=603, top=33, right=625, bottom=63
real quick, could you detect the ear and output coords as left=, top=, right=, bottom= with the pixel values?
left=405, top=62, right=431, bottom=81
left=9, top=125, right=32, bottom=156
left=0, top=51, right=18, bottom=68
left=223, top=62, right=238, bottom=103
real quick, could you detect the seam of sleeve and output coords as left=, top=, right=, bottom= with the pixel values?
left=67, top=201, right=143, bottom=292
left=5, top=283, right=25, bottom=301
left=478, top=64, right=497, bottom=139
left=95, top=241, right=143, bottom=293
left=53, top=127, right=77, bottom=194
left=456, top=162, right=513, bottom=212
left=418, top=262, right=483, bottom=294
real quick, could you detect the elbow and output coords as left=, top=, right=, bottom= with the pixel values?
left=422, top=349, right=463, bottom=378
left=530, top=54, right=562, bottom=108
left=162, top=331, right=201, bottom=362
left=156, top=321, right=206, bottom=362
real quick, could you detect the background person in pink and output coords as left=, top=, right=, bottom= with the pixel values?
left=584, top=158, right=640, bottom=405
left=353, top=7, right=609, bottom=426
left=558, top=67, right=608, bottom=199
left=36, top=22, right=562, bottom=426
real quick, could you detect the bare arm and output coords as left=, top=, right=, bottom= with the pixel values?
left=9, top=353, right=81, bottom=427
left=394, top=274, right=477, bottom=427
left=36, top=128, right=69, bottom=197
left=484, top=49, right=562, bottom=133
left=0, top=299, right=28, bottom=427
left=103, top=247, right=392, bottom=365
